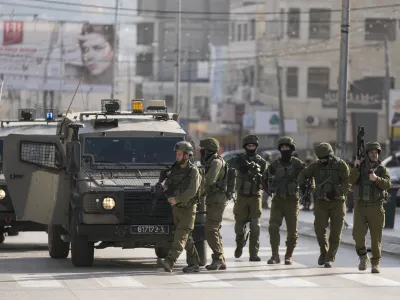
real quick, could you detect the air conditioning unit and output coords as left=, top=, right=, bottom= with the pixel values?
left=305, top=115, right=320, bottom=127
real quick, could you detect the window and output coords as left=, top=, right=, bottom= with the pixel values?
left=193, top=96, right=209, bottom=109
left=0, top=139, right=3, bottom=168
left=365, top=18, right=396, bottom=41
left=287, top=8, right=300, bottom=38
left=137, top=23, right=154, bottom=46
left=237, top=24, right=242, bottom=41
left=250, top=19, right=256, bottom=40
left=84, top=137, right=183, bottom=164
left=309, top=9, right=331, bottom=39
left=307, top=67, right=330, bottom=98
left=135, top=84, right=143, bottom=99
left=243, top=24, right=248, bottom=41
left=20, top=141, right=59, bottom=169
left=286, top=67, right=298, bottom=97
left=135, top=53, right=153, bottom=77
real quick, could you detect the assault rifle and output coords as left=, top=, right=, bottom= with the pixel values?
left=300, top=177, right=313, bottom=209
left=246, top=160, right=264, bottom=188
left=356, top=126, right=365, bottom=167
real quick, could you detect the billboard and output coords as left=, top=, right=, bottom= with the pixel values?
left=0, top=21, right=115, bottom=92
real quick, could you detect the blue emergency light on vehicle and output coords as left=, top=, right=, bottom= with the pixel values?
left=45, top=108, right=55, bottom=121
left=46, top=112, right=53, bottom=120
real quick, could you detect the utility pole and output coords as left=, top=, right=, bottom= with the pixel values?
left=174, top=0, right=182, bottom=112
left=275, top=59, right=285, bottom=135
left=336, top=0, right=350, bottom=159
left=110, top=0, right=119, bottom=99
left=383, top=36, right=391, bottom=154
left=186, top=43, right=192, bottom=118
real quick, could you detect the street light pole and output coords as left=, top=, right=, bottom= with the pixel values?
left=174, top=0, right=182, bottom=112
left=336, top=0, right=350, bottom=158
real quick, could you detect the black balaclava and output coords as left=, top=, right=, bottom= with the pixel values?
left=245, top=144, right=257, bottom=157
left=200, top=149, right=216, bottom=165
left=279, top=144, right=293, bottom=163
left=319, top=156, right=330, bottom=166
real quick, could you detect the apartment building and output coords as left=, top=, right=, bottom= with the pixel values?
left=135, top=0, right=230, bottom=119
left=228, top=0, right=400, bottom=152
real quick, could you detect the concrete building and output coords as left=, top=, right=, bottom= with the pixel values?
left=225, top=0, right=400, bottom=155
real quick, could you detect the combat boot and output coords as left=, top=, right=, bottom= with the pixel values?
left=234, top=246, right=243, bottom=258
left=284, top=248, right=294, bottom=265
left=267, top=254, right=280, bottom=264
left=249, top=255, right=261, bottom=262
left=318, top=253, right=326, bottom=266
left=182, top=264, right=200, bottom=273
left=158, top=258, right=173, bottom=273
left=206, top=259, right=226, bottom=270
left=324, top=261, right=332, bottom=268
left=358, top=254, right=369, bottom=271
left=371, top=264, right=380, bottom=274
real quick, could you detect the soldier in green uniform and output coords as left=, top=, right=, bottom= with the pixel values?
left=298, top=142, right=349, bottom=268
left=267, top=137, right=306, bottom=265
left=227, top=135, right=267, bottom=261
left=349, top=142, right=390, bottom=273
left=199, top=137, right=228, bottom=270
left=159, top=141, right=202, bottom=273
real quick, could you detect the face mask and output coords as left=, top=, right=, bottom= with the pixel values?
left=200, top=149, right=206, bottom=158
left=246, top=149, right=256, bottom=156
left=280, top=150, right=292, bottom=162
left=318, top=157, right=329, bottom=165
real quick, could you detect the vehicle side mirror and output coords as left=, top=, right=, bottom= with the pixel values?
left=66, top=141, right=81, bottom=173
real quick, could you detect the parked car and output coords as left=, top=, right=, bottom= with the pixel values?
left=380, top=153, right=400, bottom=207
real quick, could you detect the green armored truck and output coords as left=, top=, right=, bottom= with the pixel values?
left=2, top=99, right=207, bottom=267
left=0, top=109, right=58, bottom=242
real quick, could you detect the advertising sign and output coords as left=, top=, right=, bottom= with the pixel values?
left=0, top=21, right=115, bottom=92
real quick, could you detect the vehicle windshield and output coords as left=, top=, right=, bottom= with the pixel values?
left=84, top=137, right=184, bottom=164
left=0, top=139, right=3, bottom=163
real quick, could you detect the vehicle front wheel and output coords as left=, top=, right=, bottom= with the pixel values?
left=70, top=218, right=94, bottom=267
left=155, top=247, right=169, bottom=259
left=48, top=225, right=70, bottom=259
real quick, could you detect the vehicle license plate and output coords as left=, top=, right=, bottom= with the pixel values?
left=129, top=225, right=169, bottom=234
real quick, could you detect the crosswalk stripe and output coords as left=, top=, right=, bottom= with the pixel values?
left=93, top=275, right=144, bottom=287
left=338, top=274, right=400, bottom=287
left=13, top=274, right=64, bottom=288
left=257, top=274, right=318, bottom=287
left=178, top=274, right=232, bottom=287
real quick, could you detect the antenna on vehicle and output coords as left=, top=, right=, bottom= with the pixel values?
left=57, top=77, right=83, bottom=136
left=176, top=100, right=184, bottom=120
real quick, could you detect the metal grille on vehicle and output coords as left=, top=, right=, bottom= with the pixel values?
left=124, top=191, right=173, bottom=225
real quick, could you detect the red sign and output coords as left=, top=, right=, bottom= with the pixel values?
left=3, top=21, right=24, bottom=46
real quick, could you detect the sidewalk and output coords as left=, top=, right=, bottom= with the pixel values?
left=223, top=202, right=400, bottom=256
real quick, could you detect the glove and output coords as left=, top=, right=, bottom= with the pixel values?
left=325, top=191, right=336, bottom=200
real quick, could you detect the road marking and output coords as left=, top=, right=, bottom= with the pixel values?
left=257, top=274, right=318, bottom=287
left=178, top=274, right=232, bottom=287
left=93, top=275, right=144, bottom=287
left=338, top=274, right=400, bottom=286
left=13, top=274, right=64, bottom=288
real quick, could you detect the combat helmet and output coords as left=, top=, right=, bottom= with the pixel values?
left=277, top=136, right=296, bottom=151
left=199, top=137, right=219, bottom=152
left=365, top=142, right=381, bottom=154
left=314, top=142, right=334, bottom=158
left=174, top=141, right=194, bottom=156
left=242, top=134, right=259, bottom=147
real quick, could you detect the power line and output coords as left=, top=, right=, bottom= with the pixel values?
left=2, top=1, right=399, bottom=22
left=24, top=0, right=400, bottom=16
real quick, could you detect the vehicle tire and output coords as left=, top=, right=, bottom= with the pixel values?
left=0, top=233, right=4, bottom=244
left=7, top=228, right=19, bottom=236
left=155, top=247, right=169, bottom=259
left=70, top=217, right=94, bottom=267
left=48, top=224, right=70, bottom=259
left=195, top=240, right=207, bottom=266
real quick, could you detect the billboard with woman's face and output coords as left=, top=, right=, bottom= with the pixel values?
left=0, top=21, right=116, bottom=93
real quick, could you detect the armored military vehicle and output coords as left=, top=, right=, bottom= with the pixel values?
left=2, top=99, right=207, bottom=267
left=0, top=108, right=58, bottom=243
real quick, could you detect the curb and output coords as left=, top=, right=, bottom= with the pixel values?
left=223, top=209, right=400, bottom=256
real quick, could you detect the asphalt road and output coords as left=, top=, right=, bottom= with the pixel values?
left=0, top=218, right=400, bottom=300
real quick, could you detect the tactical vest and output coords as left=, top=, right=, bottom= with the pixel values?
left=166, top=164, right=198, bottom=205
left=274, top=159, right=298, bottom=198
left=236, top=153, right=264, bottom=196
left=314, top=157, right=342, bottom=200
left=205, top=155, right=227, bottom=193
left=357, top=163, right=385, bottom=203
